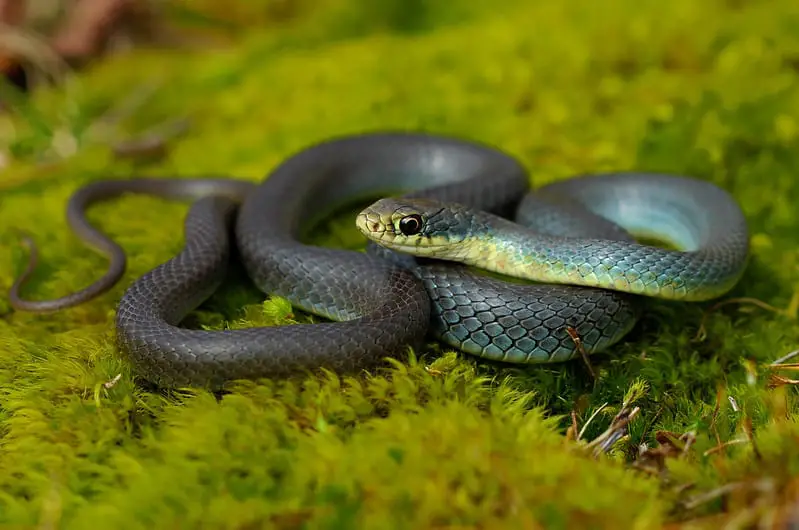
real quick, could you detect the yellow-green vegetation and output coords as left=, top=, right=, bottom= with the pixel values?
left=2, top=0, right=799, bottom=527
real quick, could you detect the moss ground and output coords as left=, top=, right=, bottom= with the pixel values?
left=2, top=0, right=799, bottom=528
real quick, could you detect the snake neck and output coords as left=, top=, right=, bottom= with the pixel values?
left=462, top=214, right=575, bottom=282
left=448, top=212, right=743, bottom=302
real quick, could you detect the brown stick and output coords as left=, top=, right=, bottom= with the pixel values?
left=50, top=0, right=133, bottom=61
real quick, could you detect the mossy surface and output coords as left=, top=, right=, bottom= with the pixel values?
left=2, top=0, right=799, bottom=527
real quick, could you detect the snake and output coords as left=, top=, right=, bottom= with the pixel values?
left=8, top=132, right=750, bottom=389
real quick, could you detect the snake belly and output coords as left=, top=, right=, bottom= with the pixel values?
left=9, top=133, right=748, bottom=388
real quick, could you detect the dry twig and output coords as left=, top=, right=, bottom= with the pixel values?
left=566, top=325, right=597, bottom=380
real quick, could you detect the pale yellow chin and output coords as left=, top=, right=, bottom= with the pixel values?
left=383, top=242, right=438, bottom=256
left=369, top=237, right=454, bottom=257
left=355, top=216, right=455, bottom=256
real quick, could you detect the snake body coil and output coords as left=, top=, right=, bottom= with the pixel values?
left=9, top=133, right=750, bottom=388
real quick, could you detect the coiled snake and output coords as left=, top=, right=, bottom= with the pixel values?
left=9, top=133, right=750, bottom=388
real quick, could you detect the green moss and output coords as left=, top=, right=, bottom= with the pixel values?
left=2, top=0, right=799, bottom=527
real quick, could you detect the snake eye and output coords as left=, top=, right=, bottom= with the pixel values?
left=398, top=214, right=423, bottom=236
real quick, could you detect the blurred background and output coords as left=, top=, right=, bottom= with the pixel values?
left=0, top=0, right=478, bottom=92
left=0, top=0, right=523, bottom=170
left=1, top=0, right=797, bottom=179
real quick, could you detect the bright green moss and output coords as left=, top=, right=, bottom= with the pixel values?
left=1, top=0, right=799, bottom=527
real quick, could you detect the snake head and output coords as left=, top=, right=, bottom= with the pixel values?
left=356, top=197, right=474, bottom=257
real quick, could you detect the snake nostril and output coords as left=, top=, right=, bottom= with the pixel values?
left=370, top=221, right=381, bottom=232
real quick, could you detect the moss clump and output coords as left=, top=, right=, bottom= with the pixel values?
left=2, top=0, right=799, bottom=527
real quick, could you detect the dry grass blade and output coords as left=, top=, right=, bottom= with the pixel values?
left=0, top=22, right=71, bottom=88
left=681, top=481, right=758, bottom=511
left=694, top=297, right=786, bottom=342
left=575, top=402, right=607, bottom=442
left=769, top=349, right=799, bottom=366
left=585, top=405, right=640, bottom=457
left=765, top=349, right=799, bottom=388
left=766, top=374, right=799, bottom=389
left=702, top=437, right=749, bottom=457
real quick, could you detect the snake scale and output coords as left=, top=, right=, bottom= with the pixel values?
left=9, top=132, right=750, bottom=389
